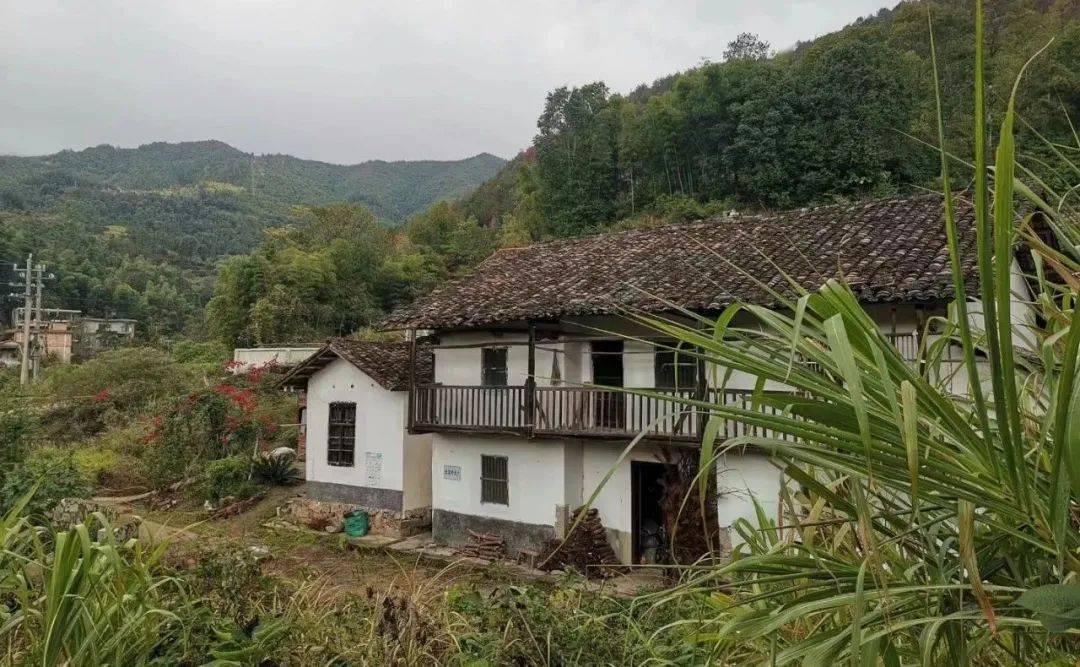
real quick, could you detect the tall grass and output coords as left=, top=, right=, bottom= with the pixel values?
left=617, top=3, right=1079, bottom=663
left=0, top=498, right=184, bottom=666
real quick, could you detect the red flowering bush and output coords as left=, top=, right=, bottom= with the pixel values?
left=143, top=361, right=296, bottom=487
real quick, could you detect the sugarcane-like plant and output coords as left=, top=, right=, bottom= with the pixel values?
left=615, top=3, right=1079, bottom=663
left=0, top=493, right=185, bottom=666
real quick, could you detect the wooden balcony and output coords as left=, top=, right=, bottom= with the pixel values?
left=411, top=384, right=795, bottom=443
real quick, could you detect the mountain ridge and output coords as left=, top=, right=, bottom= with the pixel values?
left=0, top=140, right=507, bottom=221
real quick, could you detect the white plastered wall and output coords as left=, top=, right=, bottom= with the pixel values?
left=434, top=331, right=561, bottom=387
left=305, top=358, right=412, bottom=495
left=431, top=433, right=572, bottom=526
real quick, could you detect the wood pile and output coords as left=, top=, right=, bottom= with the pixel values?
left=538, top=507, right=623, bottom=578
left=211, top=492, right=266, bottom=520
left=454, top=529, right=507, bottom=561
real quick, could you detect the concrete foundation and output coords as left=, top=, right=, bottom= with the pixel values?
left=432, top=508, right=555, bottom=556
left=307, top=481, right=403, bottom=511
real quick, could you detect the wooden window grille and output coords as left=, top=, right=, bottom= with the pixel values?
left=481, top=347, right=508, bottom=387
left=480, top=454, right=509, bottom=505
left=654, top=342, right=699, bottom=389
left=327, top=402, right=356, bottom=466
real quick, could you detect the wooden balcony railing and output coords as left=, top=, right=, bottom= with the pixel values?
left=411, top=384, right=797, bottom=442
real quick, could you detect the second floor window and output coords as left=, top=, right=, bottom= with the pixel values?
left=481, top=347, right=508, bottom=386
left=327, top=402, right=356, bottom=466
left=655, top=342, right=699, bottom=390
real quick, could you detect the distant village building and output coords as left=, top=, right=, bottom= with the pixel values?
left=73, top=316, right=137, bottom=359
left=4, top=308, right=137, bottom=364
left=232, top=346, right=321, bottom=373
left=281, top=340, right=435, bottom=537
left=11, top=320, right=74, bottom=364
left=0, top=340, right=20, bottom=368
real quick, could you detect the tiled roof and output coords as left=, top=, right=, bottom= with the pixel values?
left=281, top=339, right=433, bottom=391
left=382, top=193, right=978, bottom=330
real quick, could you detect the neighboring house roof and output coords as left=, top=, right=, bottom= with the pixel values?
left=382, top=193, right=978, bottom=330
left=281, top=339, right=434, bottom=391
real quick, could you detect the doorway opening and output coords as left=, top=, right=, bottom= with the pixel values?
left=590, top=340, right=624, bottom=429
left=631, top=460, right=667, bottom=564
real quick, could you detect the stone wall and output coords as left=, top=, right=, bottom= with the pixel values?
left=279, top=497, right=430, bottom=538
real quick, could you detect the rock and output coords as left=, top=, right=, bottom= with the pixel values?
left=269, top=446, right=296, bottom=460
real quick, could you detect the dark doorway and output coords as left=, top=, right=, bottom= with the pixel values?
left=591, top=340, right=624, bottom=429
left=632, top=460, right=667, bottom=564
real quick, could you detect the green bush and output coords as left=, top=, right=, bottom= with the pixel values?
left=0, top=447, right=92, bottom=516
left=252, top=449, right=299, bottom=485
left=36, top=347, right=199, bottom=441
left=0, top=409, right=36, bottom=472
left=170, top=340, right=229, bottom=366
left=200, top=456, right=261, bottom=503
left=72, top=446, right=143, bottom=490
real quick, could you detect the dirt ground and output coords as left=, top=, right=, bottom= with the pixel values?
left=126, top=485, right=525, bottom=603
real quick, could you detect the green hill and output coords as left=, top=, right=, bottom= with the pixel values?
left=0, top=140, right=505, bottom=221
left=0, top=141, right=505, bottom=335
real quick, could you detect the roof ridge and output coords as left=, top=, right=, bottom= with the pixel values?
left=484, top=192, right=945, bottom=254
left=381, top=192, right=968, bottom=331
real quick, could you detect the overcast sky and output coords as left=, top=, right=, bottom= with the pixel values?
left=0, top=1, right=890, bottom=164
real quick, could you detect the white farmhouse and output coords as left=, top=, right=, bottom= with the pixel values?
left=381, top=193, right=1036, bottom=563
left=281, top=339, right=435, bottom=536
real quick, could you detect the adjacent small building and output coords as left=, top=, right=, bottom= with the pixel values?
left=232, top=346, right=321, bottom=373
left=281, top=339, right=435, bottom=536
left=6, top=308, right=137, bottom=364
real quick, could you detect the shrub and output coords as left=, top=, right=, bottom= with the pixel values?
left=36, top=347, right=199, bottom=440
left=72, top=446, right=143, bottom=490
left=0, top=408, right=36, bottom=471
left=184, top=542, right=270, bottom=621
left=200, top=456, right=261, bottom=503
left=170, top=340, right=229, bottom=366
left=0, top=447, right=92, bottom=516
left=141, top=364, right=297, bottom=487
left=252, top=448, right=299, bottom=485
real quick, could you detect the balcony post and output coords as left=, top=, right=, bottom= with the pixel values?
left=406, top=328, right=416, bottom=432
left=695, top=350, right=708, bottom=436
left=525, top=322, right=536, bottom=436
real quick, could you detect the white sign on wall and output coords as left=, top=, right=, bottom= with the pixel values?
left=443, top=464, right=462, bottom=481
left=365, top=452, right=383, bottom=486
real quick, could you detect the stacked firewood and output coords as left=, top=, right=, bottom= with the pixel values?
left=538, top=507, right=622, bottom=578
left=454, top=529, right=507, bottom=561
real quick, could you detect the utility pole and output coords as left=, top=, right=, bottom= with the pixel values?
left=18, top=254, right=32, bottom=386
left=31, top=262, right=45, bottom=380
left=4, top=256, right=52, bottom=385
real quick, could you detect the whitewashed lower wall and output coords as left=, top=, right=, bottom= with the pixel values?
left=715, top=450, right=784, bottom=545
left=431, top=433, right=570, bottom=527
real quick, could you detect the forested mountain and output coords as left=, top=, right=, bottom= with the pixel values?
left=474, top=0, right=1078, bottom=240
left=0, top=140, right=505, bottom=221
left=0, top=142, right=504, bottom=335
